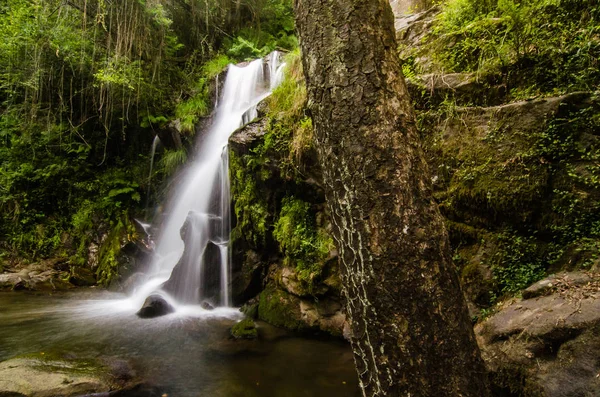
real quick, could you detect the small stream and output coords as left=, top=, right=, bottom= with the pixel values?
left=0, top=290, right=359, bottom=396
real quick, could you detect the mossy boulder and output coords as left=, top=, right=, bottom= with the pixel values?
left=257, top=287, right=347, bottom=337
left=258, top=287, right=310, bottom=332
left=230, top=317, right=258, bottom=339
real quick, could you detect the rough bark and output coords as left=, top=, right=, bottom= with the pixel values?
left=293, top=0, right=490, bottom=396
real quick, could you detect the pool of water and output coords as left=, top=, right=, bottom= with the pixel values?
left=0, top=290, right=360, bottom=396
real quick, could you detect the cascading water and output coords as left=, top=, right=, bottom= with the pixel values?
left=269, top=51, right=287, bottom=90
left=145, top=135, right=161, bottom=213
left=132, top=54, right=283, bottom=311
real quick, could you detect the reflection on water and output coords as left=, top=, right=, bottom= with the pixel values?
left=0, top=291, right=359, bottom=396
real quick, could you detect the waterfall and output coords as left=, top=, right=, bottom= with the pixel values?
left=145, top=135, right=161, bottom=213
left=269, top=51, right=287, bottom=91
left=214, top=74, right=219, bottom=110
left=133, top=55, right=280, bottom=310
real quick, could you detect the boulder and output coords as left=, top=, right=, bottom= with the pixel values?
left=476, top=272, right=600, bottom=396
left=136, top=294, right=175, bottom=318
left=0, top=353, right=137, bottom=397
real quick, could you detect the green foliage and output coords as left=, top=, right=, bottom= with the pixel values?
left=202, top=55, right=231, bottom=79
left=160, top=148, right=188, bottom=175
left=0, top=0, right=294, bottom=265
left=96, top=217, right=134, bottom=285
left=176, top=54, right=231, bottom=133
left=224, top=0, right=297, bottom=61
left=489, top=231, right=545, bottom=294
left=273, top=197, right=333, bottom=283
left=431, top=0, right=600, bottom=93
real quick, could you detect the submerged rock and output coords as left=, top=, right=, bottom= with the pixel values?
left=230, top=318, right=258, bottom=339
left=136, top=295, right=174, bottom=318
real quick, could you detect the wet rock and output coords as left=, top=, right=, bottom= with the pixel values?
left=230, top=250, right=267, bottom=306
left=229, top=118, right=268, bottom=149
left=201, top=301, right=214, bottom=311
left=199, top=242, right=223, bottom=301
left=161, top=212, right=223, bottom=304
left=476, top=271, right=600, bottom=396
left=230, top=317, right=258, bottom=339
left=136, top=295, right=174, bottom=318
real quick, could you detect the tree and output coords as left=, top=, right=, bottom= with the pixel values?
left=293, top=0, right=490, bottom=395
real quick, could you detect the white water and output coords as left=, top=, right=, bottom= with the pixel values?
left=145, top=135, right=161, bottom=212
left=122, top=54, right=285, bottom=312
left=269, top=51, right=287, bottom=90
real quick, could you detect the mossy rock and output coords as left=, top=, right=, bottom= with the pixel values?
left=230, top=317, right=258, bottom=339
left=258, top=287, right=311, bottom=332
left=0, top=352, right=112, bottom=396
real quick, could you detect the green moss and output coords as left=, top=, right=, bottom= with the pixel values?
left=258, top=287, right=308, bottom=332
left=273, top=196, right=333, bottom=285
left=230, top=149, right=270, bottom=247
left=230, top=317, right=258, bottom=339
left=96, top=217, right=135, bottom=286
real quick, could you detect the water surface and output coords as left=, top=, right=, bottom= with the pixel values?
left=0, top=290, right=359, bottom=396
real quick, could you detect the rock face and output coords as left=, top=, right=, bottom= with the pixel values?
left=0, top=354, right=138, bottom=397
left=477, top=271, right=600, bottom=396
left=136, top=294, right=175, bottom=318
left=229, top=99, right=348, bottom=338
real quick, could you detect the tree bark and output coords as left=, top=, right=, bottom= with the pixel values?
left=293, top=0, right=490, bottom=396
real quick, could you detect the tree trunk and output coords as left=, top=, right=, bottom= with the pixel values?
left=293, top=0, right=490, bottom=396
